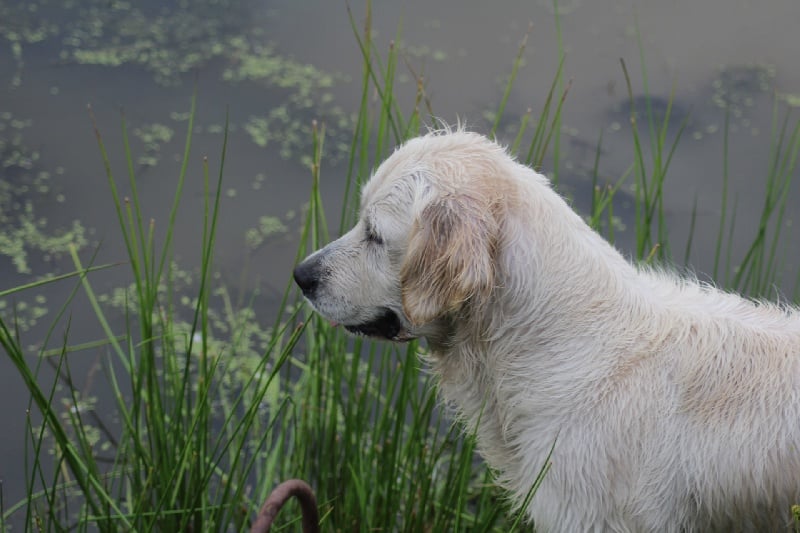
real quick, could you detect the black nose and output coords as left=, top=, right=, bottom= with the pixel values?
left=293, top=259, right=319, bottom=297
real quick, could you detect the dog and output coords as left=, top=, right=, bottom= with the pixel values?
left=293, top=129, right=800, bottom=531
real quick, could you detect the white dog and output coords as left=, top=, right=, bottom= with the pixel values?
left=293, top=129, right=800, bottom=531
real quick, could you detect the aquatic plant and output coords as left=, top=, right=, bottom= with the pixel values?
left=0, top=113, right=87, bottom=275
left=133, top=123, right=174, bottom=167
left=2, top=0, right=354, bottom=166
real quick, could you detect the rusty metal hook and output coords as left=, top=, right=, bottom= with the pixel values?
left=249, top=479, right=320, bottom=533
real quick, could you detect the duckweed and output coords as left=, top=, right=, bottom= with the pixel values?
left=133, top=123, right=175, bottom=167
left=4, top=0, right=355, bottom=166
left=0, top=293, right=48, bottom=333
left=0, top=113, right=87, bottom=275
left=244, top=215, right=287, bottom=251
left=782, top=94, right=800, bottom=108
left=95, top=266, right=278, bottom=394
left=710, top=64, right=777, bottom=126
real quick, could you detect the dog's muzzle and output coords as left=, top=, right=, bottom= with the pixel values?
left=344, top=308, right=407, bottom=341
left=293, top=259, right=413, bottom=342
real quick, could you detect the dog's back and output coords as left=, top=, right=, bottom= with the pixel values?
left=419, top=133, right=800, bottom=531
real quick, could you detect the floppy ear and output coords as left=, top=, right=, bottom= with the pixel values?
left=400, top=196, right=498, bottom=326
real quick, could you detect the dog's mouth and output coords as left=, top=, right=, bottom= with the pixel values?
left=343, top=308, right=413, bottom=342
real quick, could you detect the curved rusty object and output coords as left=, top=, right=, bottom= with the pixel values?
left=250, top=479, right=320, bottom=533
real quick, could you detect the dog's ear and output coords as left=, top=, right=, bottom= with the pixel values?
left=400, top=196, right=497, bottom=326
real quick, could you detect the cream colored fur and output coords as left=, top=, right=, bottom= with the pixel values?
left=294, top=129, right=800, bottom=531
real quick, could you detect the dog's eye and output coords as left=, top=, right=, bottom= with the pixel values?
left=366, top=229, right=383, bottom=245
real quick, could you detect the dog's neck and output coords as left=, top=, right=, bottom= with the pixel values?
left=422, top=177, right=670, bottom=501
left=429, top=221, right=653, bottom=398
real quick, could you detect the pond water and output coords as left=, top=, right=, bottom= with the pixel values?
left=1, top=0, right=799, bottom=511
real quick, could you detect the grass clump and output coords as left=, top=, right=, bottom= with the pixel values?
left=0, top=5, right=524, bottom=531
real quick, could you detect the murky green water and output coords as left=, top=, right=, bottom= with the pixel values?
left=1, top=0, right=799, bottom=511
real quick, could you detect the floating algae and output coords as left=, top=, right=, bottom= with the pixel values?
left=0, top=112, right=87, bottom=276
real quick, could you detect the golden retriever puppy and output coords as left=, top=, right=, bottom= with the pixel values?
left=293, top=129, right=800, bottom=532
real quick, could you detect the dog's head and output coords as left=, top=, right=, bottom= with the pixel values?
left=293, top=131, right=506, bottom=342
